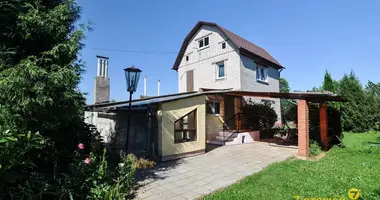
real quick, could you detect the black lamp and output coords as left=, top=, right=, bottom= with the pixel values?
left=123, top=66, right=142, bottom=152
left=124, top=66, right=142, bottom=93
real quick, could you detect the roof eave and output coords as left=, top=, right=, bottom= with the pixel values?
left=239, top=48, right=284, bottom=70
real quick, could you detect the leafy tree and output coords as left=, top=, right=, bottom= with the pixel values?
left=280, top=78, right=290, bottom=93
left=280, top=78, right=295, bottom=122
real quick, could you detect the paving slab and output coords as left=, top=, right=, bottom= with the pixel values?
left=135, top=142, right=296, bottom=200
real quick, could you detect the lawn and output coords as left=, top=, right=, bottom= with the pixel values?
left=204, top=132, right=380, bottom=200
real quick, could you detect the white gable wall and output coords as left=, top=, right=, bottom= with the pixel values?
left=177, top=25, right=241, bottom=92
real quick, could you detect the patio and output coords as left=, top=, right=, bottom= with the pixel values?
left=134, top=142, right=297, bottom=200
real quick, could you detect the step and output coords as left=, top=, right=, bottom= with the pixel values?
left=206, top=139, right=236, bottom=145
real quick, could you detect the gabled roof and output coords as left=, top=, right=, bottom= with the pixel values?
left=172, top=21, right=284, bottom=71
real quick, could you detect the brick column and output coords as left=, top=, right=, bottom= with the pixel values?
left=320, top=103, right=328, bottom=150
left=297, top=100, right=309, bottom=157
left=234, top=97, right=241, bottom=129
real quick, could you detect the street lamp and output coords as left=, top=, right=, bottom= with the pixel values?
left=124, top=66, right=142, bottom=152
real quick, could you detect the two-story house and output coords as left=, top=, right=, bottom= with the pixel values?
left=172, top=21, right=284, bottom=124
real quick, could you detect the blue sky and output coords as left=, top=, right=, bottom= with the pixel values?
left=78, top=0, right=380, bottom=104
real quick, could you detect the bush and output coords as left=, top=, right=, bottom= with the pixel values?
left=242, top=100, right=278, bottom=131
left=0, top=130, right=141, bottom=200
left=309, top=140, right=322, bottom=156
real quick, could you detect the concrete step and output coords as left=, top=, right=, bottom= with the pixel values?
left=206, top=140, right=224, bottom=145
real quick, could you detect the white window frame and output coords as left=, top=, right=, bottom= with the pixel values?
left=198, top=36, right=210, bottom=49
left=256, top=65, right=268, bottom=83
left=206, top=101, right=221, bottom=115
left=216, top=61, right=226, bottom=79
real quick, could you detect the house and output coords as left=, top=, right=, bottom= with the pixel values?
left=173, top=21, right=284, bottom=123
left=85, top=21, right=344, bottom=161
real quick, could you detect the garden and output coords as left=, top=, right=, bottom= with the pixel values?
left=204, top=132, right=380, bottom=200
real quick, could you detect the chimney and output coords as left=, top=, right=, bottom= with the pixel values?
left=157, top=80, right=160, bottom=96
left=144, top=76, right=147, bottom=96
left=94, top=55, right=110, bottom=104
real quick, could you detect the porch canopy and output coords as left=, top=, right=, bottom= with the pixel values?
left=223, top=90, right=346, bottom=157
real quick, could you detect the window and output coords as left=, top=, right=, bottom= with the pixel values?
left=198, top=36, right=210, bottom=48
left=206, top=102, right=220, bottom=115
left=186, top=55, right=189, bottom=61
left=216, top=62, right=225, bottom=79
left=174, top=109, right=197, bottom=143
left=222, top=42, right=226, bottom=49
left=256, top=65, right=268, bottom=82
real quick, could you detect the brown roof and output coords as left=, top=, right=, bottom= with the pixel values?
left=172, top=21, right=284, bottom=71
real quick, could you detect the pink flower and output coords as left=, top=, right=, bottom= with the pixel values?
left=84, top=157, right=91, bottom=165
left=77, top=143, right=84, bottom=150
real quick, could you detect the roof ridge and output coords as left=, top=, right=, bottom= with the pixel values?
left=172, top=21, right=283, bottom=70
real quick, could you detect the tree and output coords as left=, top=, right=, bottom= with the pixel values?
left=0, top=0, right=93, bottom=181
left=280, top=78, right=295, bottom=122
left=322, top=70, right=341, bottom=109
left=322, top=70, right=336, bottom=92
left=364, top=81, right=380, bottom=130
left=280, top=78, right=290, bottom=93
left=338, top=71, right=368, bottom=132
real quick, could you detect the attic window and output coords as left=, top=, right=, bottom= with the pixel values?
left=222, top=42, right=226, bottom=49
left=256, top=65, right=268, bottom=82
left=199, top=36, right=209, bottom=48
left=186, top=55, right=189, bottom=61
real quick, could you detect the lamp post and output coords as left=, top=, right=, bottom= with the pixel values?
left=124, top=66, right=142, bottom=152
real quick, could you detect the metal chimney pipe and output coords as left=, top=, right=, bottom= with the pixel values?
left=97, top=58, right=101, bottom=76
left=104, top=59, right=108, bottom=77
left=144, top=76, right=147, bottom=96
left=157, top=80, right=160, bottom=96
left=101, top=59, right=106, bottom=77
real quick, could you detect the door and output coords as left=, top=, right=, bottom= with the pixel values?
left=186, top=70, right=194, bottom=92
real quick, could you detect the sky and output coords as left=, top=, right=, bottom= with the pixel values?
left=77, top=0, right=380, bottom=104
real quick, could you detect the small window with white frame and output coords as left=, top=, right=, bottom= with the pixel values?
left=198, top=36, right=210, bottom=48
left=222, top=42, right=226, bottom=49
left=256, top=65, right=268, bottom=82
left=206, top=102, right=220, bottom=115
left=216, top=62, right=225, bottom=79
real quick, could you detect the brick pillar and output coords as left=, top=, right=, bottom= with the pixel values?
left=234, top=97, right=241, bottom=129
left=297, top=100, right=309, bottom=157
left=320, top=103, right=328, bottom=150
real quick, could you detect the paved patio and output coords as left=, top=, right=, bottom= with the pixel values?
left=134, top=142, right=297, bottom=200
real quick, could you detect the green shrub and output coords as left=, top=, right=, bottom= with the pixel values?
left=0, top=130, right=139, bottom=200
left=309, top=140, right=322, bottom=156
left=242, top=99, right=278, bottom=131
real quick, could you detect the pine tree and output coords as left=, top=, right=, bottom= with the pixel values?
left=322, top=70, right=336, bottom=92
left=0, top=0, right=90, bottom=164
left=338, top=71, right=368, bottom=132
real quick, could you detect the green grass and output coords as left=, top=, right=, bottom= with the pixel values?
left=204, top=132, right=380, bottom=200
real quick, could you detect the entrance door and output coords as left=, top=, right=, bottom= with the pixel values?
left=186, top=70, right=194, bottom=92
